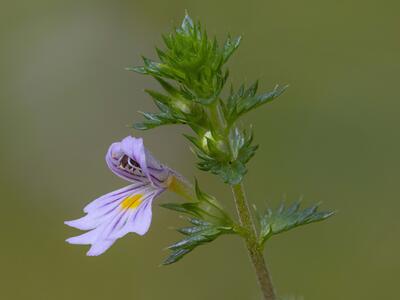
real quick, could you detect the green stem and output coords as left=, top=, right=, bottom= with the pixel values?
left=208, top=97, right=275, bottom=299
left=231, top=183, right=277, bottom=300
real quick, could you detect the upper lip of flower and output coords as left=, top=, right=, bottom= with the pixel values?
left=106, top=136, right=170, bottom=187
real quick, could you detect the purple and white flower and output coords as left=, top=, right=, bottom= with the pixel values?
left=65, top=136, right=178, bottom=256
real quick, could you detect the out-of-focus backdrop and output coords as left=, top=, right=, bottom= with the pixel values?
left=1, top=1, right=399, bottom=299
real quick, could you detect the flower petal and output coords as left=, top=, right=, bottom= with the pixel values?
left=87, top=239, right=116, bottom=256
left=83, top=182, right=146, bottom=213
left=66, top=227, right=102, bottom=245
left=130, top=198, right=153, bottom=235
left=106, top=145, right=147, bottom=183
left=121, top=137, right=148, bottom=177
left=65, top=184, right=144, bottom=230
left=107, top=191, right=157, bottom=239
left=65, top=182, right=164, bottom=256
left=106, top=136, right=171, bottom=186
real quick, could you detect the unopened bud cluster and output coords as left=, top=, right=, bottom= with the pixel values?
left=129, top=14, right=287, bottom=184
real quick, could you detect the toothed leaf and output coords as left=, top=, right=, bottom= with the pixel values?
left=161, top=182, right=234, bottom=265
left=258, top=200, right=335, bottom=246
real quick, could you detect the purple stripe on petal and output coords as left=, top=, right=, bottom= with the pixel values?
left=83, top=182, right=147, bottom=213
left=130, top=200, right=153, bottom=236
left=66, top=183, right=153, bottom=230
left=107, top=192, right=156, bottom=240
left=100, top=190, right=154, bottom=240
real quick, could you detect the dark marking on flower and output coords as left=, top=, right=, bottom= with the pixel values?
left=119, top=155, right=144, bottom=176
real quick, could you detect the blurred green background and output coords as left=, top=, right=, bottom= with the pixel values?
left=1, top=0, right=399, bottom=299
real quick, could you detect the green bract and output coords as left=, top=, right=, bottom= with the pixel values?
left=256, top=200, right=335, bottom=247
left=224, top=82, right=288, bottom=127
left=130, top=14, right=239, bottom=101
left=160, top=181, right=235, bottom=265
left=184, top=128, right=258, bottom=184
left=129, top=13, right=287, bottom=184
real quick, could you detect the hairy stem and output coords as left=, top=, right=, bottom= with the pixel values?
left=231, top=183, right=277, bottom=300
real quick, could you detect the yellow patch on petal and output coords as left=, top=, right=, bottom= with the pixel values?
left=120, top=194, right=143, bottom=210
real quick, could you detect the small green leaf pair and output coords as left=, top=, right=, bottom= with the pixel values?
left=162, top=180, right=334, bottom=265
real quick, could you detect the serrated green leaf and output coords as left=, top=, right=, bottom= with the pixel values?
left=236, top=84, right=288, bottom=116
left=152, top=99, right=170, bottom=114
left=162, top=249, right=192, bottom=265
left=132, top=122, right=152, bottom=130
left=167, top=233, right=212, bottom=250
left=223, top=35, right=242, bottom=63
left=159, top=202, right=190, bottom=213
left=145, top=89, right=172, bottom=106
left=259, top=200, right=335, bottom=246
left=154, top=77, right=182, bottom=98
left=181, top=13, right=194, bottom=33
left=132, top=111, right=181, bottom=130
left=177, top=225, right=212, bottom=235
left=162, top=224, right=231, bottom=265
left=226, top=83, right=288, bottom=125
left=161, top=181, right=235, bottom=265
left=188, top=218, right=211, bottom=226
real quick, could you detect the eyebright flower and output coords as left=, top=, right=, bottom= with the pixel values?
left=65, top=136, right=183, bottom=256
